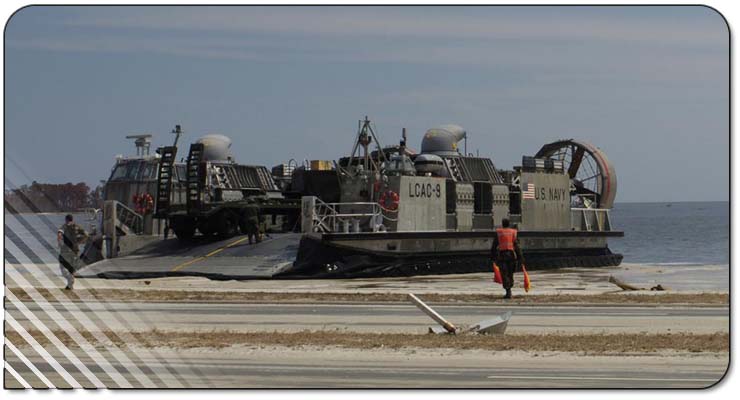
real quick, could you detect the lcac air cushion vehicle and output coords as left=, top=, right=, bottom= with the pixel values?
left=78, top=120, right=622, bottom=280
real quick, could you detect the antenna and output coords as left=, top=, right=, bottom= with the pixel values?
left=125, top=134, right=153, bottom=156
left=171, top=124, right=183, bottom=147
left=400, top=127, right=407, bottom=154
left=344, top=116, right=387, bottom=176
left=340, top=116, right=389, bottom=199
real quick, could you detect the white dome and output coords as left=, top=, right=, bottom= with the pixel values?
left=196, top=134, right=233, bottom=161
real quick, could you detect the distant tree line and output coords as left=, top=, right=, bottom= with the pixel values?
left=4, top=182, right=104, bottom=214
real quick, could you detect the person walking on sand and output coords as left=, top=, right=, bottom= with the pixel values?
left=57, top=214, right=88, bottom=290
left=490, top=218, right=525, bottom=299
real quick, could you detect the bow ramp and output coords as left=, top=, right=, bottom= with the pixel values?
left=76, top=233, right=301, bottom=280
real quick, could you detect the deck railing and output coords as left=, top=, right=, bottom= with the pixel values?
left=103, top=200, right=144, bottom=235
left=571, top=208, right=612, bottom=232
left=301, top=196, right=389, bottom=233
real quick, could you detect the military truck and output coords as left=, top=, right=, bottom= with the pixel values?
left=153, top=130, right=300, bottom=240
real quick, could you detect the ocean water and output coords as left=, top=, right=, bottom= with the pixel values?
left=3, top=202, right=731, bottom=266
left=609, top=201, right=729, bottom=266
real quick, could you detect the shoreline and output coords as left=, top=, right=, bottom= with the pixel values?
left=6, top=261, right=731, bottom=297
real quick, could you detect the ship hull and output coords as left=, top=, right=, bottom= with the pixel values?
left=282, top=230, right=624, bottom=278
left=77, top=230, right=623, bottom=280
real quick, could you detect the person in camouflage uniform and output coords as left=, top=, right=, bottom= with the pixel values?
left=57, top=214, right=88, bottom=290
left=242, top=203, right=261, bottom=244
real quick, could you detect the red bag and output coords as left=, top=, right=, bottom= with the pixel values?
left=493, top=263, right=503, bottom=285
left=522, top=264, right=532, bottom=293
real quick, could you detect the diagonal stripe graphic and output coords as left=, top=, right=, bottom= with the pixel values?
left=4, top=211, right=209, bottom=388
left=5, top=360, right=33, bottom=389
left=5, top=340, right=54, bottom=388
left=5, top=251, right=190, bottom=388
left=3, top=243, right=152, bottom=387
left=5, top=314, right=81, bottom=388
left=4, top=226, right=46, bottom=264
left=4, top=220, right=170, bottom=387
left=4, top=175, right=210, bottom=388
left=4, top=260, right=146, bottom=388
left=4, top=232, right=189, bottom=388
left=5, top=216, right=57, bottom=255
left=6, top=289, right=111, bottom=388
left=4, top=248, right=22, bottom=264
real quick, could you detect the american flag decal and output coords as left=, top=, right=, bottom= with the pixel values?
left=522, top=183, right=535, bottom=199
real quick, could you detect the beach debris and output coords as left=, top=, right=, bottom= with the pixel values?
left=467, top=311, right=512, bottom=335
left=608, top=275, right=643, bottom=291
left=408, top=293, right=457, bottom=334
left=428, top=326, right=452, bottom=335
left=409, top=293, right=512, bottom=335
left=608, top=276, right=670, bottom=292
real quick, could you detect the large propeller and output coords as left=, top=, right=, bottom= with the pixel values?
left=535, top=140, right=617, bottom=209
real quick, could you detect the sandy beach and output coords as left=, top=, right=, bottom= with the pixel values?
left=4, top=260, right=729, bottom=388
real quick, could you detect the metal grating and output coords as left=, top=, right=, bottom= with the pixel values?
left=186, top=143, right=205, bottom=212
left=456, top=157, right=503, bottom=183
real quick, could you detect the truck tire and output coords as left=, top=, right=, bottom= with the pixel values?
left=174, top=224, right=195, bottom=241
left=170, top=217, right=196, bottom=241
left=198, top=224, right=215, bottom=237
left=216, top=211, right=238, bottom=238
left=238, top=214, right=249, bottom=235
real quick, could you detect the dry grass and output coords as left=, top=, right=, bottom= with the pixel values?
left=7, top=287, right=729, bottom=305
left=6, top=328, right=728, bottom=354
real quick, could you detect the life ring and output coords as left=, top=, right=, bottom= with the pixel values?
left=132, top=194, right=143, bottom=214
left=379, top=190, right=400, bottom=211
left=133, top=193, right=154, bottom=214
left=142, top=193, right=154, bottom=214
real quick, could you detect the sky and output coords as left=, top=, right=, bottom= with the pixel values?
left=3, top=5, right=729, bottom=202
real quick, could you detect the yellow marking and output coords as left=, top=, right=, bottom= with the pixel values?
left=170, top=256, right=206, bottom=272
left=205, top=248, right=225, bottom=257
left=170, top=236, right=250, bottom=272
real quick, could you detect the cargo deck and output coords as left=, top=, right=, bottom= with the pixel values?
left=77, top=233, right=300, bottom=280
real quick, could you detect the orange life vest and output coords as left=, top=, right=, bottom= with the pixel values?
left=496, top=228, right=517, bottom=252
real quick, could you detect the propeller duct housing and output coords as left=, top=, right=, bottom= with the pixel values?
left=535, top=139, right=617, bottom=209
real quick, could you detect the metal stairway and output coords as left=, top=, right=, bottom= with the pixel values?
left=186, top=143, right=205, bottom=212
left=155, top=146, right=177, bottom=216
left=446, top=157, right=469, bottom=181
left=112, top=201, right=143, bottom=235
left=213, top=165, right=230, bottom=188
